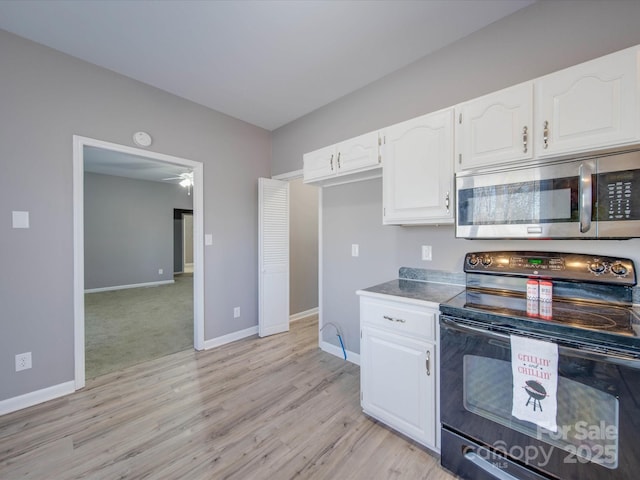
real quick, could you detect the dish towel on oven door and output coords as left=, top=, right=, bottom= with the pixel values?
left=510, top=335, right=558, bottom=432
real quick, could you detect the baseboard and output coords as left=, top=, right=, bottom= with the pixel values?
left=203, top=326, right=259, bottom=350
left=85, top=279, right=175, bottom=293
left=320, top=340, right=360, bottom=366
left=0, top=381, right=75, bottom=416
left=290, top=307, right=318, bottom=322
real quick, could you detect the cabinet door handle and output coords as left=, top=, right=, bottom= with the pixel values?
left=337, top=152, right=341, bottom=169
left=522, top=126, right=528, bottom=153
left=383, top=315, right=406, bottom=323
left=330, top=154, right=334, bottom=171
left=543, top=121, right=549, bottom=149
left=445, top=192, right=450, bottom=212
left=426, top=350, right=431, bottom=376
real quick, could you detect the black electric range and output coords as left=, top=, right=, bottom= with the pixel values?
left=439, top=251, right=640, bottom=480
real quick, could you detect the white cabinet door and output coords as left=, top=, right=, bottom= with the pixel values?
left=535, top=46, right=640, bottom=157
left=456, top=82, right=533, bottom=172
left=336, top=130, right=381, bottom=175
left=303, top=145, right=336, bottom=183
left=383, top=109, right=454, bottom=225
left=361, top=325, right=436, bottom=448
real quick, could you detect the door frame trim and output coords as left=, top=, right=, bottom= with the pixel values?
left=72, top=135, right=205, bottom=390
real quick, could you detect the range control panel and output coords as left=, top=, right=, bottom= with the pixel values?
left=464, top=251, right=636, bottom=285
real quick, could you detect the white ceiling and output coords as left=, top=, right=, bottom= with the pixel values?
left=0, top=0, right=535, bottom=131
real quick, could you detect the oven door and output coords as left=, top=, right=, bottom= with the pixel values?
left=456, top=158, right=596, bottom=239
left=440, top=316, right=640, bottom=480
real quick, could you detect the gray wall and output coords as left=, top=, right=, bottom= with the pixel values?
left=84, top=172, right=193, bottom=289
left=0, top=29, right=270, bottom=401
left=271, top=0, right=640, bottom=353
left=289, top=178, right=319, bottom=315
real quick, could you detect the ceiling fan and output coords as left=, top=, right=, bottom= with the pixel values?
left=163, top=172, right=194, bottom=195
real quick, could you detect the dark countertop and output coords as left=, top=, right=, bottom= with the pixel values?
left=357, top=279, right=465, bottom=306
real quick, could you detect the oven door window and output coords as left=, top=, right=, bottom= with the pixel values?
left=457, top=176, right=578, bottom=226
left=463, top=354, right=619, bottom=468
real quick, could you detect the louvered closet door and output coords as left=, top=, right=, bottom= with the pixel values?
left=258, top=178, right=290, bottom=337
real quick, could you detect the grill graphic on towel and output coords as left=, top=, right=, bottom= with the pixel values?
left=524, top=380, right=548, bottom=411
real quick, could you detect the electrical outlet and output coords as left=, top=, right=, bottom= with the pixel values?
left=158, top=268, right=163, bottom=275
left=234, top=307, right=240, bottom=318
left=15, top=352, right=32, bottom=372
left=422, top=245, right=432, bottom=261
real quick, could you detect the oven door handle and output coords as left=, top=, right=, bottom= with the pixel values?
left=464, top=449, right=521, bottom=480
left=440, top=316, right=640, bottom=367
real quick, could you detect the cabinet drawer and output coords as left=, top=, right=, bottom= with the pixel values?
left=360, top=297, right=436, bottom=340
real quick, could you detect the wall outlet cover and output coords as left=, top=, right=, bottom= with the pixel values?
left=422, top=245, right=432, bottom=261
left=351, top=244, right=359, bottom=257
left=12, top=211, right=29, bottom=229
left=15, top=352, right=32, bottom=372
left=234, top=307, right=240, bottom=318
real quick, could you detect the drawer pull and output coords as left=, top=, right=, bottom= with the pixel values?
left=383, top=315, right=406, bottom=323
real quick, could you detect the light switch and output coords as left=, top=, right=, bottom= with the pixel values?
left=205, top=234, right=213, bottom=246
left=351, top=244, right=359, bottom=257
left=12, top=211, right=29, bottom=229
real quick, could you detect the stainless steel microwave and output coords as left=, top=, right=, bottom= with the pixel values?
left=455, top=150, right=640, bottom=239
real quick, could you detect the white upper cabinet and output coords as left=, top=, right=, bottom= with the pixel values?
left=455, top=82, right=533, bottom=172
left=535, top=46, right=640, bottom=157
left=336, top=131, right=381, bottom=175
left=383, top=108, right=454, bottom=225
left=302, top=144, right=336, bottom=183
left=303, top=131, right=381, bottom=186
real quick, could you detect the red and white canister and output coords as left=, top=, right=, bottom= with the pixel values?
left=526, top=279, right=539, bottom=317
left=539, top=280, right=553, bottom=320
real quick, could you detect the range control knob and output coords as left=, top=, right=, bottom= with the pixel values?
left=611, top=262, right=628, bottom=276
left=481, top=255, right=492, bottom=267
left=467, top=254, right=479, bottom=266
left=588, top=261, right=606, bottom=274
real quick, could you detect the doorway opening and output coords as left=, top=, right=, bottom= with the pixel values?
left=73, top=136, right=204, bottom=389
left=174, top=209, right=194, bottom=274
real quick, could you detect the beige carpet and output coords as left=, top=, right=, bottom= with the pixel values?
left=85, top=273, right=193, bottom=379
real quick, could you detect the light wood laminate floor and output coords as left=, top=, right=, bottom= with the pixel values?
left=0, top=316, right=456, bottom=479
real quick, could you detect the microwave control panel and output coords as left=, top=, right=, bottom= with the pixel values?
left=465, top=251, right=636, bottom=285
left=598, top=169, right=639, bottom=221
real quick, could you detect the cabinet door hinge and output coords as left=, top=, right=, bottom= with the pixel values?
left=458, top=113, right=462, bottom=124
left=378, top=135, right=381, bottom=146
left=458, top=153, right=462, bottom=164
left=378, top=153, right=382, bottom=164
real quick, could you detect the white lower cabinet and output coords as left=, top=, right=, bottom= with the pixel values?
left=359, top=295, right=439, bottom=452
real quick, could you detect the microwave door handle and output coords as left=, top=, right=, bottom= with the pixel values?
left=579, top=163, right=593, bottom=233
